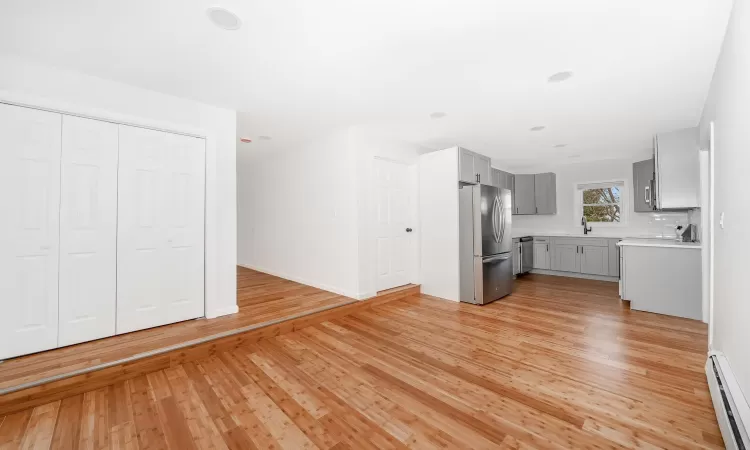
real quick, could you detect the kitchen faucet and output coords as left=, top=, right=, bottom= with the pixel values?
left=581, top=216, right=592, bottom=235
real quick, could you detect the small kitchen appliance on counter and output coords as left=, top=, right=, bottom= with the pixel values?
left=680, top=224, right=698, bottom=242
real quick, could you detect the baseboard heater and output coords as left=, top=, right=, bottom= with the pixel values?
left=707, top=354, right=749, bottom=450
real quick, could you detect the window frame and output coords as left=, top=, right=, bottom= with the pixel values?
left=573, top=179, right=629, bottom=227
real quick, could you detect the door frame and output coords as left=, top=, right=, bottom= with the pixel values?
left=0, top=93, right=211, bottom=321
left=372, top=156, right=419, bottom=293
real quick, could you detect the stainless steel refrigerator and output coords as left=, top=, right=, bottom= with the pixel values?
left=459, top=184, right=513, bottom=304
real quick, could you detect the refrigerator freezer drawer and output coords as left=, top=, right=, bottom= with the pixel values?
left=476, top=254, right=513, bottom=304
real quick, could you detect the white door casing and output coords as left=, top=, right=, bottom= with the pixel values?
left=58, top=115, right=118, bottom=346
left=0, top=103, right=62, bottom=359
left=375, top=158, right=413, bottom=291
left=117, top=125, right=205, bottom=334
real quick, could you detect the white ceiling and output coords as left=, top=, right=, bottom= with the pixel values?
left=0, top=0, right=732, bottom=167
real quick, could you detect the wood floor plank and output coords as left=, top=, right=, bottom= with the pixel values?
left=5, top=273, right=722, bottom=449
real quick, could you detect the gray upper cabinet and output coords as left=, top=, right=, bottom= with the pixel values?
left=513, top=174, right=536, bottom=215
left=492, top=168, right=513, bottom=190
left=474, top=154, right=491, bottom=185
left=534, top=173, right=557, bottom=214
left=458, top=148, right=476, bottom=184
left=580, top=245, right=609, bottom=276
left=654, top=127, right=699, bottom=210
left=458, top=147, right=491, bottom=185
left=551, top=244, right=579, bottom=272
left=633, top=158, right=655, bottom=212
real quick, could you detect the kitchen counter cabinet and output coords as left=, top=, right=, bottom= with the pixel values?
left=621, top=245, right=701, bottom=320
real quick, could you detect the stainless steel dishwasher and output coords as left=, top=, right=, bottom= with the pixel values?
left=519, top=237, right=534, bottom=274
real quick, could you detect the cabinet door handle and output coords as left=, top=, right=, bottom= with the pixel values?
left=476, top=173, right=480, bottom=183
left=547, top=244, right=549, bottom=252
left=645, top=185, right=650, bottom=204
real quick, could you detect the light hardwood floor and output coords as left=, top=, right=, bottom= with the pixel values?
left=0, top=267, right=354, bottom=392
left=0, top=274, right=721, bottom=449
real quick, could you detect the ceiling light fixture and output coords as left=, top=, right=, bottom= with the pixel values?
left=547, top=71, right=573, bottom=83
left=529, top=126, right=546, bottom=132
left=240, top=138, right=252, bottom=143
left=206, top=7, right=242, bottom=31
left=553, top=144, right=567, bottom=148
left=430, top=112, right=447, bottom=119
left=568, top=154, right=581, bottom=159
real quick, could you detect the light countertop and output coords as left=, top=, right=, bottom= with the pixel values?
left=511, top=230, right=672, bottom=239
left=617, top=238, right=701, bottom=249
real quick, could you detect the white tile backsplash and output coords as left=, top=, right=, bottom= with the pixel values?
left=641, top=212, right=689, bottom=239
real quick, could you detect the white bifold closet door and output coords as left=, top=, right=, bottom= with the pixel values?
left=58, top=116, right=118, bottom=346
left=116, top=125, right=205, bottom=334
left=0, top=104, right=62, bottom=360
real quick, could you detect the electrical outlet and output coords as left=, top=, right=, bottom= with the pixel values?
left=719, top=212, right=725, bottom=229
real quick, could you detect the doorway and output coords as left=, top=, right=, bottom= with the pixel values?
left=374, top=158, right=416, bottom=292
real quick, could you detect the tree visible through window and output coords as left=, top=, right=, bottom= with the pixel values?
left=582, top=185, right=621, bottom=223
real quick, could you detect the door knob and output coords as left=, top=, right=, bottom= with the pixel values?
left=405, top=228, right=413, bottom=232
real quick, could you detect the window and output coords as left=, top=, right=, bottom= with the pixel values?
left=577, top=181, right=624, bottom=224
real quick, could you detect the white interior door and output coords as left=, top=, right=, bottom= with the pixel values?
left=375, top=159, right=413, bottom=291
left=0, top=104, right=62, bottom=359
left=163, top=132, right=205, bottom=325
left=117, top=125, right=205, bottom=334
left=58, top=115, right=118, bottom=346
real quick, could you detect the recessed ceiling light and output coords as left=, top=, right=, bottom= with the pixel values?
left=568, top=154, right=581, bottom=159
left=548, top=71, right=573, bottom=83
left=430, top=112, right=447, bottom=119
left=529, top=126, right=546, bottom=132
left=240, top=138, right=252, bottom=143
left=553, top=144, right=567, bottom=148
left=258, top=135, right=272, bottom=140
left=206, top=7, right=242, bottom=31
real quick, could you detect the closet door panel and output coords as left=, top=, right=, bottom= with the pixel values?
left=58, top=116, right=118, bottom=346
left=117, top=126, right=205, bottom=334
left=0, top=104, right=62, bottom=359
left=117, top=125, right=168, bottom=334
left=163, top=133, right=205, bottom=324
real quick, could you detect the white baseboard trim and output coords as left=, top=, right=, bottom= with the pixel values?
left=527, top=269, right=619, bottom=283
left=238, top=263, right=363, bottom=300
left=205, top=304, right=239, bottom=319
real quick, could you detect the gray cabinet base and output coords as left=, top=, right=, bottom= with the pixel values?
left=529, top=269, right=619, bottom=283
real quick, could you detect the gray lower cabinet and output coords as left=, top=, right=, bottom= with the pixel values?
left=533, top=242, right=550, bottom=270
left=580, top=245, right=609, bottom=276
left=633, top=158, right=655, bottom=212
left=549, top=238, right=616, bottom=276
left=513, top=174, right=536, bottom=215
left=622, top=245, right=701, bottom=320
left=551, top=244, right=579, bottom=272
left=534, top=173, right=557, bottom=214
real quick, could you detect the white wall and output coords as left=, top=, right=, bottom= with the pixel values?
left=237, top=124, right=423, bottom=299
left=0, top=54, right=238, bottom=318
left=698, top=0, right=750, bottom=405
left=418, top=148, right=460, bottom=301
left=237, top=128, right=361, bottom=298
left=504, top=158, right=689, bottom=238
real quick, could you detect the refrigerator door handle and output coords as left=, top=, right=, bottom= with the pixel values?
left=498, top=196, right=506, bottom=243
left=483, top=254, right=511, bottom=263
left=491, top=195, right=501, bottom=243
